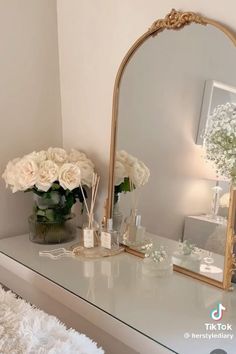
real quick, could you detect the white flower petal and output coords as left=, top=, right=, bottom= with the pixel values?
left=59, top=163, right=81, bottom=191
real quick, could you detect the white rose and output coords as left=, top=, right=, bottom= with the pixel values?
left=47, top=147, right=67, bottom=164
left=15, top=157, right=39, bottom=191
left=68, top=148, right=88, bottom=163
left=59, top=163, right=81, bottom=190
left=117, top=150, right=137, bottom=167
left=115, top=160, right=128, bottom=185
left=35, top=160, right=59, bottom=192
left=2, top=158, right=21, bottom=192
left=24, top=150, right=47, bottom=165
left=24, top=151, right=37, bottom=161
left=76, top=159, right=94, bottom=187
left=128, top=160, right=150, bottom=187
left=36, top=150, right=47, bottom=163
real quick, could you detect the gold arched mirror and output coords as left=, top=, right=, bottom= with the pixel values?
left=107, top=9, right=236, bottom=290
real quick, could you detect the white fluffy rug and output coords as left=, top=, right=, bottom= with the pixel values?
left=0, top=285, right=104, bottom=354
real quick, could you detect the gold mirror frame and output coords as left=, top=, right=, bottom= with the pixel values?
left=107, top=9, right=236, bottom=290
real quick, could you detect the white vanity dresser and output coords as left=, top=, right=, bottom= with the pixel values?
left=0, top=234, right=235, bottom=354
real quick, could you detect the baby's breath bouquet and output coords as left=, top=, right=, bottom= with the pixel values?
left=203, top=103, right=236, bottom=184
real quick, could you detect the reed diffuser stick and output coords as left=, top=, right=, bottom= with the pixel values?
left=84, top=173, right=100, bottom=229
left=79, top=184, right=90, bottom=216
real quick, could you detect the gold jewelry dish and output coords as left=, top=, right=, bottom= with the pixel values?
left=107, top=9, right=236, bottom=290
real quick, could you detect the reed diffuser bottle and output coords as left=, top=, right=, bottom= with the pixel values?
left=81, top=173, right=100, bottom=248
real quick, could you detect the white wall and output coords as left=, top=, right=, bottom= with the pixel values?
left=57, top=0, right=236, bottom=221
left=0, top=0, right=62, bottom=237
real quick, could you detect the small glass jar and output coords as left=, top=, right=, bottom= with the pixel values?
left=142, top=247, right=173, bottom=277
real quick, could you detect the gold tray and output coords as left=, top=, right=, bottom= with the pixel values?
left=70, top=243, right=124, bottom=258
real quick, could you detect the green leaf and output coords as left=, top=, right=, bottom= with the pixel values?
left=45, top=209, right=55, bottom=221
left=115, top=177, right=135, bottom=194
left=51, top=183, right=60, bottom=190
left=36, top=209, right=46, bottom=217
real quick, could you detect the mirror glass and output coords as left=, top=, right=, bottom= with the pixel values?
left=114, top=23, right=236, bottom=282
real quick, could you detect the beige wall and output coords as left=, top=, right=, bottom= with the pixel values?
left=0, top=0, right=62, bottom=237
left=57, top=0, right=236, bottom=220
left=1, top=1, right=235, bottom=237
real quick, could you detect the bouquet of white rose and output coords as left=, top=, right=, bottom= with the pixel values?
left=203, top=103, right=236, bottom=184
left=114, top=150, right=150, bottom=202
left=2, top=147, right=95, bottom=224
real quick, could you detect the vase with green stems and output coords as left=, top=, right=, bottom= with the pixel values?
left=113, top=177, right=135, bottom=233
left=28, top=185, right=87, bottom=244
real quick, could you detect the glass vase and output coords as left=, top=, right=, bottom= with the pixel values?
left=29, top=192, right=76, bottom=244
left=29, top=213, right=76, bottom=244
left=112, top=193, right=123, bottom=232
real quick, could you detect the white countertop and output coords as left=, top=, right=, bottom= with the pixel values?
left=0, top=234, right=235, bottom=354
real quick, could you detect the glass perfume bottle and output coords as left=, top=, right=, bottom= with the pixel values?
left=135, top=215, right=146, bottom=241
left=123, top=210, right=146, bottom=244
left=122, top=208, right=138, bottom=244
left=101, top=218, right=119, bottom=250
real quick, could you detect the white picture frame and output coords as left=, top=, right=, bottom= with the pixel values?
left=197, top=80, right=236, bottom=145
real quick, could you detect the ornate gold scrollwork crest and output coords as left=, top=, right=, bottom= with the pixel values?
left=149, top=9, right=207, bottom=33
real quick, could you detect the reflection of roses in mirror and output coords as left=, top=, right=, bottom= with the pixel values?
left=203, top=103, right=236, bottom=184
left=2, top=147, right=95, bottom=222
left=114, top=150, right=150, bottom=200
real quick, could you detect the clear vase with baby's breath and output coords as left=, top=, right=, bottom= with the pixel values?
left=203, top=102, right=236, bottom=184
